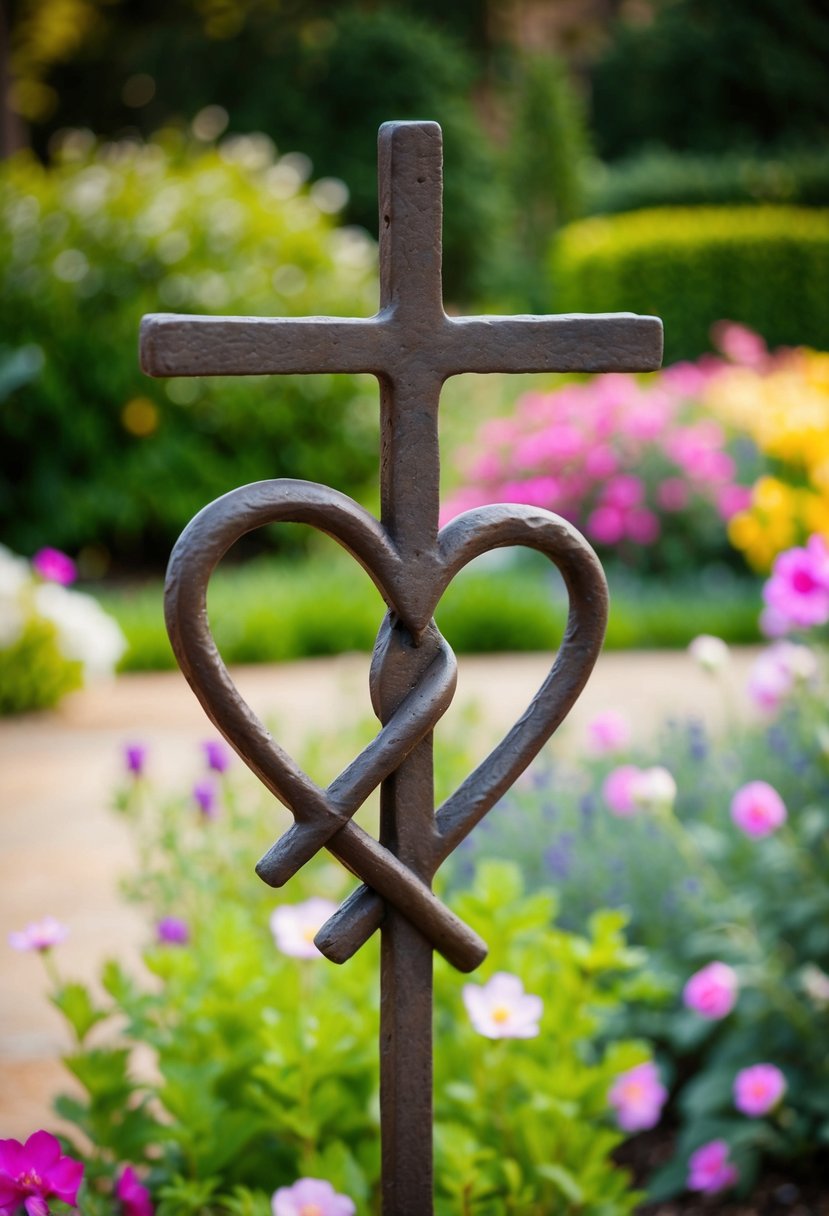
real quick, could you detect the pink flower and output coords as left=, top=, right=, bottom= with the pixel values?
left=657, top=477, right=690, bottom=512
left=687, top=1139, right=738, bottom=1194
left=602, top=765, right=642, bottom=817
left=8, top=918, right=69, bottom=953
left=0, top=1130, right=84, bottom=1214
left=462, top=971, right=542, bottom=1039
left=763, top=535, right=829, bottom=632
left=625, top=508, right=660, bottom=545
left=270, top=898, right=338, bottom=959
left=192, top=779, right=218, bottom=819
left=156, top=917, right=189, bottom=946
left=711, top=320, right=768, bottom=367
left=683, top=962, right=739, bottom=1019
left=748, top=642, right=817, bottom=712
left=716, top=483, right=752, bottom=521
left=202, top=739, right=231, bottom=773
left=730, top=780, right=787, bottom=838
left=116, top=1166, right=154, bottom=1216
left=31, top=548, right=76, bottom=586
left=608, top=1061, right=668, bottom=1132
left=602, top=475, right=644, bottom=510
left=587, top=505, right=626, bottom=545
left=586, top=710, right=630, bottom=755
left=272, top=1177, right=355, bottom=1216
left=733, top=1063, right=786, bottom=1117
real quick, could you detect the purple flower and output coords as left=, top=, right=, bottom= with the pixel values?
left=202, top=739, right=230, bottom=773
left=124, top=744, right=147, bottom=778
left=271, top=1177, right=355, bottom=1216
left=31, top=547, right=76, bottom=586
left=730, top=780, right=787, bottom=838
left=8, top=918, right=69, bottom=953
left=733, top=1063, right=786, bottom=1117
left=115, top=1166, right=154, bottom=1216
left=462, top=971, right=543, bottom=1039
left=687, top=1139, right=738, bottom=1194
left=192, top=779, right=218, bottom=819
left=270, top=898, right=338, bottom=959
left=0, top=1130, right=84, bottom=1214
left=608, top=1061, right=668, bottom=1132
left=683, top=961, right=738, bottom=1019
left=763, top=534, right=829, bottom=632
left=156, top=917, right=189, bottom=946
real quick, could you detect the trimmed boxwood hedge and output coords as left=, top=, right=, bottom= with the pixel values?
left=550, top=206, right=829, bottom=363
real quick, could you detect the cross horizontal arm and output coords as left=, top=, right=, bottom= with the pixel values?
left=140, top=314, right=388, bottom=377
left=442, top=313, right=663, bottom=376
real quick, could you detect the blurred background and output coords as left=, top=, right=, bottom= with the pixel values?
left=1, top=0, right=828, bottom=693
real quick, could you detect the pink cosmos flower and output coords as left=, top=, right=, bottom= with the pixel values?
left=763, top=535, right=829, bottom=632
left=8, top=918, right=69, bottom=953
left=602, top=765, right=642, bottom=817
left=586, top=710, right=630, bottom=755
left=272, top=1177, right=355, bottom=1216
left=683, top=962, right=739, bottom=1019
left=0, top=1130, right=84, bottom=1214
left=733, top=1063, right=786, bottom=1117
left=462, top=971, right=543, bottom=1039
left=730, top=780, right=787, bottom=838
left=687, top=1139, right=739, bottom=1194
left=608, top=1061, right=668, bottom=1132
left=202, top=739, right=231, bottom=773
left=270, top=898, right=339, bottom=959
left=116, top=1165, right=154, bottom=1216
left=31, top=547, right=76, bottom=586
left=156, top=917, right=189, bottom=946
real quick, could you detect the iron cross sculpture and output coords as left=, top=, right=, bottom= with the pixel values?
left=141, top=120, right=663, bottom=1215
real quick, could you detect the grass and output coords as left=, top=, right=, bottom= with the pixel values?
left=96, top=549, right=763, bottom=673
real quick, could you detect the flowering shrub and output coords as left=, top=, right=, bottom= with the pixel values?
left=11, top=737, right=655, bottom=1214
left=450, top=578, right=829, bottom=1199
left=0, top=544, right=124, bottom=714
left=442, top=338, right=758, bottom=577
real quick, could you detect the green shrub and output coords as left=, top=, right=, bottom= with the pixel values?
left=585, top=148, right=829, bottom=217
left=0, top=616, right=82, bottom=714
left=551, top=206, right=829, bottom=362
left=0, top=134, right=380, bottom=566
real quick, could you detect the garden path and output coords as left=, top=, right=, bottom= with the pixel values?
left=0, top=647, right=763, bottom=1138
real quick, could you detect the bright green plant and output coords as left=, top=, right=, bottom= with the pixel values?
left=18, top=739, right=656, bottom=1214
left=551, top=206, right=829, bottom=363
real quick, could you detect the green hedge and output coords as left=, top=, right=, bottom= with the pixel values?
left=0, top=135, right=380, bottom=567
left=551, top=206, right=829, bottom=363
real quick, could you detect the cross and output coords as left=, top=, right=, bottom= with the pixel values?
left=141, top=121, right=662, bottom=1215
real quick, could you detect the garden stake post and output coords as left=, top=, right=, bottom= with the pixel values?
left=140, top=121, right=663, bottom=1215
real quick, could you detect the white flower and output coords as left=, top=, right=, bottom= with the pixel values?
left=462, top=971, right=543, bottom=1039
left=688, top=634, right=729, bottom=673
left=632, top=766, right=677, bottom=813
left=33, top=582, right=125, bottom=677
left=270, top=897, right=338, bottom=959
left=0, top=544, right=31, bottom=647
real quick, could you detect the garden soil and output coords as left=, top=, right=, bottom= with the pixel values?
left=1, top=647, right=777, bottom=1206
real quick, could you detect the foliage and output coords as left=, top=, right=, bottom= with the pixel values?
left=585, top=147, right=829, bottom=217
left=551, top=206, right=829, bottom=363
left=25, top=746, right=653, bottom=1213
left=0, top=132, right=380, bottom=566
left=0, top=544, right=124, bottom=714
left=451, top=628, right=829, bottom=1199
left=589, top=0, right=829, bottom=160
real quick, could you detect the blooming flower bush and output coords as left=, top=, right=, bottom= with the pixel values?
left=0, top=545, right=125, bottom=714
left=10, top=737, right=655, bottom=1214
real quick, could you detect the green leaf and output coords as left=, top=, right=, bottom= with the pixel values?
left=536, top=1163, right=585, bottom=1204
left=52, top=982, right=109, bottom=1044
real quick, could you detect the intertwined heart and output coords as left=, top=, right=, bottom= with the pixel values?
left=165, top=479, right=608, bottom=973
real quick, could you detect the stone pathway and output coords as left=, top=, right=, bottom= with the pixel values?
left=0, top=647, right=762, bottom=1137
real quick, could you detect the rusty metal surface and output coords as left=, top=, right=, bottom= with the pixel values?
left=142, top=120, right=663, bottom=1215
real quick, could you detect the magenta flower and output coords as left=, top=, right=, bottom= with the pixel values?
left=202, top=739, right=231, bottom=773
left=711, top=320, right=768, bottom=367
left=586, top=710, right=630, bottom=755
left=730, top=780, right=787, bottom=838
left=270, top=898, right=338, bottom=959
left=462, top=971, right=542, bottom=1039
left=0, top=1130, right=84, bottom=1214
left=601, top=764, right=643, bottom=817
left=31, top=547, right=76, bottom=586
left=271, top=1177, right=355, bottom=1216
left=687, top=1139, right=738, bottom=1194
left=192, top=779, right=218, bottom=819
left=115, top=1166, right=154, bottom=1216
left=608, top=1061, right=668, bottom=1132
left=763, top=534, right=829, bottom=632
left=156, top=917, right=189, bottom=946
left=683, top=961, right=739, bottom=1019
left=733, top=1063, right=786, bottom=1117
left=124, top=744, right=147, bottom=777
left=8, top=918, right=69, bottom=953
